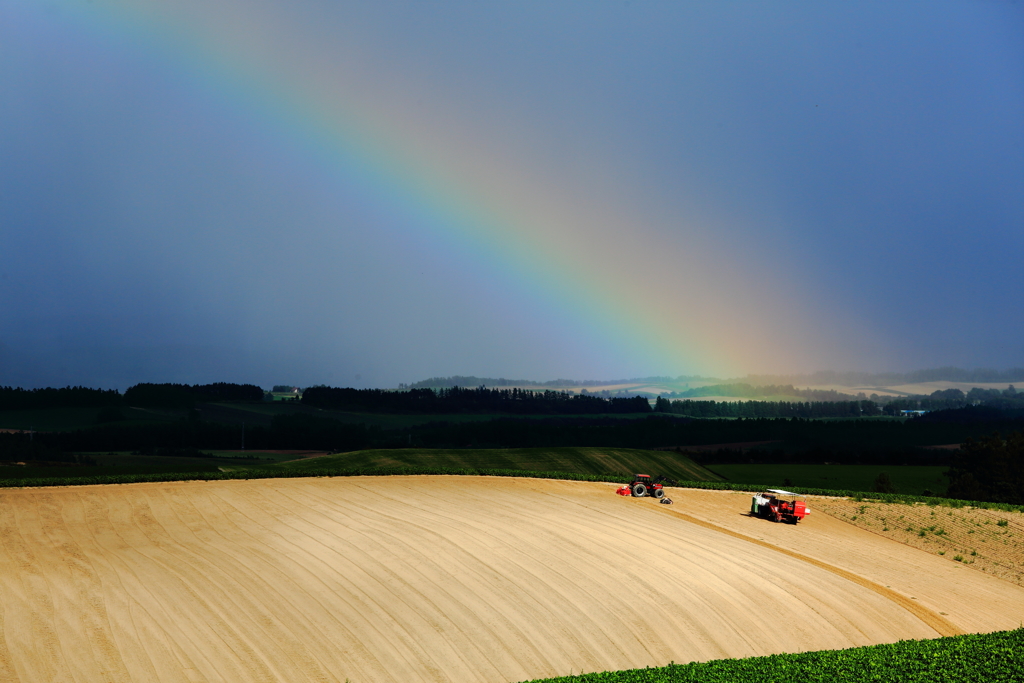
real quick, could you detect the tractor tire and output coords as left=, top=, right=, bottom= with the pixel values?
left=652, top=488, right=665, bottom=499
left=631, top=483, right=647, bottom=497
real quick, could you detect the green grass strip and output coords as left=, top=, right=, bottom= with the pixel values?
left=0, top=466, right=637, bottom=489
left=1, top=465, right=1021, bottom=513
left=521, top=628, right=1024, bottom=683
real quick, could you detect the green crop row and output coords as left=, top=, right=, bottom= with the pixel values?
left=0, top=466, right=631, bottom=490
left=521, top=628, right=1024, bottom=683
left=1, top=465, right=1022, bottom=513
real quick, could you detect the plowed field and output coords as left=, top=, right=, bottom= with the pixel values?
left=1, top=476, right=1023, bottom=683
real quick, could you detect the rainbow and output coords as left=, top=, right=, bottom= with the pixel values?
left=26, top=0, right=850, bottom=378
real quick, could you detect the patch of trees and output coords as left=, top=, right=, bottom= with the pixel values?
left=301, top=385, right=653, bottom=414
left=656, top=388, right=1024, bottom=418
left=0, top=386, right=121, bottom=410
left=122, top=383, right=264, bottom=408
left=0, top=383, right=266, bottom=412
left=946, top=432, right=1024, bottom=504
left=406, top=375, right=678, bottom=389
left=655, top=397, right=879, bottom=418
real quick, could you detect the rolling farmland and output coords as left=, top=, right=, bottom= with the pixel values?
left=1, top=476, right=1023, bottom=682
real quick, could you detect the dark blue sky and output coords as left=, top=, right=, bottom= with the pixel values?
left=1, top=1, right=1022, bottom=389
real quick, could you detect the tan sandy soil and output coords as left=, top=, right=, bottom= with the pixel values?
left=812, top=497, right=1024, bottom=587
left=2, top=477, right=1024, bottom=683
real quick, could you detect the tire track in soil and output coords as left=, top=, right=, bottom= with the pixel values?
left=665, top=509, right=963, bottom=637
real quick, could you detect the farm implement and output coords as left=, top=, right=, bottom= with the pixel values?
left=616, top=474, right=675, bottom=504
left=751, top=489, right=810, bottom=524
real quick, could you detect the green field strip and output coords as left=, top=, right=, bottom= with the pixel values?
left=519, top=628, right=1024, bottom=683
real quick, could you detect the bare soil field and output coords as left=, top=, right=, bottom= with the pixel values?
left=2, top=477, right=1024, bottom=683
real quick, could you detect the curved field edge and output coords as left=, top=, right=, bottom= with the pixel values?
left=1, top=463, right=1021, bottom=513
left=520, top=628, right=1024, bottom=683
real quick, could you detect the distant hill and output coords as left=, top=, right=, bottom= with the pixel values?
left=736, top=367, right=1024, bottom=387
left=405, top=368, right=1024, bottom=391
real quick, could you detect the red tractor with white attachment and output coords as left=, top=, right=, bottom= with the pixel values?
left=751, top=489, right=810, bottom=524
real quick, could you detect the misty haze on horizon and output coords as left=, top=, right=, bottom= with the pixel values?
left=2, top=2, right=1021, bottom=390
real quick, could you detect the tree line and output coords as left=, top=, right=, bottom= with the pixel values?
left=0, top=383, right=265, bottom=410
left=406, top=375, right=678, bottom=389
left=123, top=383, right=264, bottom=408
left=301, top=385, right=653, bottom=414
left=656, top=387, right=1024, bottom=417
left=0, top=386, right=122, bottom=410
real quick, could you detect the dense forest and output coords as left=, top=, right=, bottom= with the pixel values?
left=122, top=383, right=264, bottom=407
left=0, top=386, right=122, bottom=410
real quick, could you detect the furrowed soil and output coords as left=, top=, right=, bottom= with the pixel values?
left=2, top=477, right=1024, bottom=683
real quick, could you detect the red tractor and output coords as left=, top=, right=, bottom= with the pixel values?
left=751, top=489, right=810, bottom=524
left=616, top=474, right=666, bottom=499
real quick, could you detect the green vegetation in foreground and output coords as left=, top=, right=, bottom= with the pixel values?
left=268, top=447, right=723, bottom=483
left=521, top=628, right=1024, bottom=683
left=709, top=464, right=949, bottom=496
